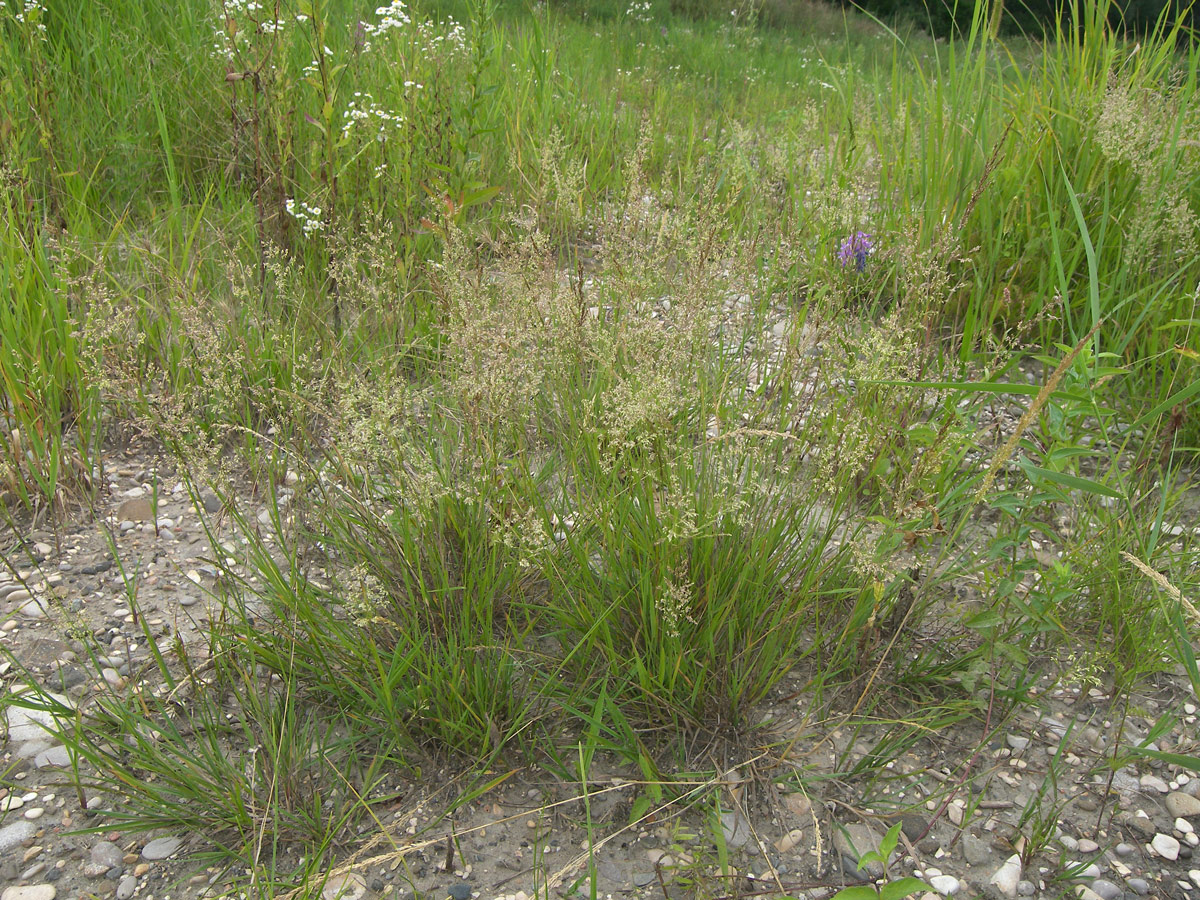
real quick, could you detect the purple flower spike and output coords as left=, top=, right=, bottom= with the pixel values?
left=837, top=231, right=874, bottom=272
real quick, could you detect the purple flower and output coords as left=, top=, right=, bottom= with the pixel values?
left=837, top=231, right=874, bottom=272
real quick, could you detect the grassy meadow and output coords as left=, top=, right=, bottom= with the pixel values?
left=1, top=0, right=1199, bottom=890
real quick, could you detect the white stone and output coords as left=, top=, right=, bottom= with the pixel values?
left=990, top=854, right=1023, bottom=898
left=929, top=875, right=960, bottom=895
left=1178, top=818, right=1195, bottom=834
left=1, top=887, right=56, bottom=900
left=321, top=873, right=366, bottom=900
left=1152, top=833, right=1181, bottom=860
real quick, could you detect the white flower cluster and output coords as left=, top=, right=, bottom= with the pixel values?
left=285, top=198, right=326, bottom=236
left=357, top=0, right=410, bottom=50
left=211, top=0, right=307, bottom=60
left=341, top=92, right=405, bottom=142
left=626, top=1, right=652, bottom=22
left=11, top=0, right=49, bottom=39
left=414, top=17, right=466, bottom=54
left=356, top=0, right=466, bottom=56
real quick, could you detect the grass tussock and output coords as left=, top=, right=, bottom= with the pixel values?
left=1, top=0, right=1199, bottom=890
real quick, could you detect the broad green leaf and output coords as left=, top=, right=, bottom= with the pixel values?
left=1017, top=459, right=1122, bottom=499
left=880, top=878, right=932, bottom=900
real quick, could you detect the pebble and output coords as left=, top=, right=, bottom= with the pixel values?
left=91, top=842, right=124, bottom=870
left=1016, top=881, right=1036, bottom=896
left=962, top=832, right=994, bottom=866
left=1060, top=835, right=1079, bottom=851
left=116, top=875, right=138, bottom=900
left=929, top=875, right=960, bottom=895
left=989, top=854, right=1023, bottom=898
left=1168, top=793, right=1200, bottom=819
left=0, top=795, right=25, bottom=811
left=775, top=829, right=805, bottom=853
left=23, top=807, right=44, bottom=819
left=34, top=746, right=71, bottom=769
left=1077, top=839, right=1099, bottom=853
left=720, top=811, right=751, bottom=849
left=1126, top=877, right=1150, bottom=895
left=21, top=863, right=47, bottom=880
left=321, top=873, right=366, bottom=900
left=1089, top=879, right=1122, bottom=900
left=1140, top=774, right=1170, bottom=794
left=141, top=836, right=182, bottom=860
left=1152, top=833, right=1181, bottom=860
left=1006, top=735, right=1030, bottom=752
left=1074, top=888, right=1104, bottom=900
left=1114, top=843, right=1136, bottom=857
left=0, top=887, right=56, bottom=900
left=1179, top=818, right=1196, bottom=834
left=448, top=885, right=471, bottom=900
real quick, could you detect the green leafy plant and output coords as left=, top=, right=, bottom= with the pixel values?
left=830, top=824, right=931, bottom=900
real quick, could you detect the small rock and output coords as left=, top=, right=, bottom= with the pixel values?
left=1152, top=833, right=1180, bottom=860
left=141, top=837, right=182, bottom=860
left=775, top=829, right=805, bottom=853
left=1167, top=792, right=1200, bottom=819
left=631, top=874, right=656, bottom=887
left=117, top=497, right=153, bottom=522
left=1114, top=843, right=1135, bottom=858
left=1140, top=774, right=1169, bottom=794
left=962, top=833, right=995, bottom=867
left=720, top=811, right=751, bottom=849
left=1060, top=835, right=1079, bottom=851
left=116, top=875, right=137, bottom=900
left=1, top=886, right=57, bottom=900
left=947, top=801, right=965, bottom=826
left=448, top=884, right=471, bottom=900
left=1006, top=735, right=1030, bottom=752
left=1125, top=878, right=1149, bottom=895
left=1016, top=881, right=1036, bottom=896
left=1089, top=879, right=1122, bottom=900
left=34, top=746, right=71, bottom=769
left=1179, top=817, right=1196, bottom=834
left=1077, top=839, right=1099, bottom=854
left=322, top=873, right=366, bottom=900
left=1077, top=863, right=1101, bottom=879
left=23, top=807, right=44, bottom=820
left=834, top=825, right=889, bottom=879
left=901, top=813, right=928, bottom=842
left=783, top=793, right=812, bottom=818
left=91, top=841, right=124, bottom=872
left=1074, top=888, right=1104, bottom=900
left=930, top=875, right=961, bottom=895
left=989, top=854, right=1023, bottom=899
left=20, top=863, right=47, bottom=881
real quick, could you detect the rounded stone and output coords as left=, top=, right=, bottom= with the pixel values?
left=0, top=886, right=57, bottom=900
left=1166, top=792, right=1200, bottom=820
left=90, top=842, right=123, bottom=870
left=1089, top=879, right=1122, bottom=900
left=929, top=875, right=960, bottom=895
left=1114, top=843, right=1136, bottom=858
left=448, top=885, right=471, bottom=900
left=1125, top=878, right=1149, bottom=895
left=116, top=875, right=137, bottom=900
left=141, top=836, right=182, bottom=860
left=1152, top=833, right=1180, bottom=860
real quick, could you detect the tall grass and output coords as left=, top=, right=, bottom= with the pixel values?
left=1, top=0, right=1198, bottom=890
